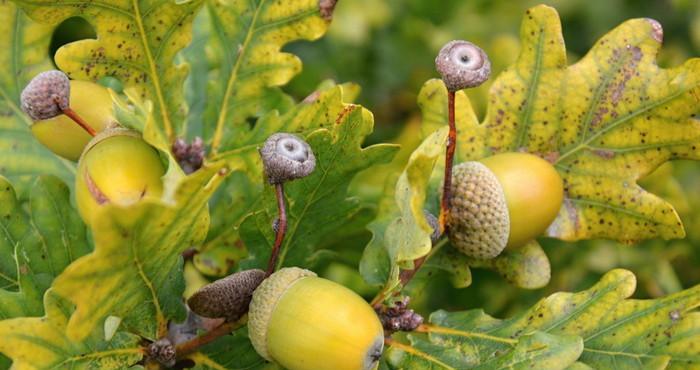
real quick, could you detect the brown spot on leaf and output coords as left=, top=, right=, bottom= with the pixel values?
left=302, top=90, right=321, bottom=104
left=335, top=105, right=356, bottom=125
left=593, top=149, right=616, bottom=159
left=318, top=0, right=337, bottom=21
left=646, top=18, right=663, bottom=43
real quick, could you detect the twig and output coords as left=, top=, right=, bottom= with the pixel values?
left=398, top=238, right=447, bottom=286
left=174, top=318, right=246, bottom=358
left=371, top=239, right=447, bottom=306
left=61, top=105, right=97, bottom=136
left=266, top=183, right=287, bottom=276
left=438, top=90, right=456, bottom=233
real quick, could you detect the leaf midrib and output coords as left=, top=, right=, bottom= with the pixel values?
left=555, top=88, right=689, bottom=164
left=513, top=28, right=545, bottom=149
left=130, top=0, right=173, bottom=139
left=211, top=0, right=268, bottom=153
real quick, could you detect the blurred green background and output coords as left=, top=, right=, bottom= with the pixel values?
left=51, top=0, right=700, bottom=318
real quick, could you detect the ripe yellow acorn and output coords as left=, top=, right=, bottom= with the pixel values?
left=447, top=152, right=563, bottom=259
left=31, top=80, right=114, bottom=161
left=248, top=267, right=384, bottom=370
left=75, top=129, right=165, bottom=227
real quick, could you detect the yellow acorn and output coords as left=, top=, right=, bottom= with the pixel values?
left=447, top=152, right=563, bottom=259
left=248, top=267, right=384, bottom=370
left=21, top=71, right=114, bottom=161
left=75, top=129, right=166, bottom=227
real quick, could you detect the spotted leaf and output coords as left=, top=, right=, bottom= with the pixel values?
left=419, top=4, right=700, bottom=242
left=0, top=1, right=74, bottom=186
left=385, top=269, right=700, bottom=369
left=14, top=0, right=203, bottom=146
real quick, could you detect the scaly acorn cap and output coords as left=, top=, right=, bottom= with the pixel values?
left=248, top=267, right=316, bottom=361
left=187, top=269, right=266, bottom=322
left=260, top=133, right=316, bottom=184
left=20, top=70, right=71, bottom=121
left=447, top=161, right=510, bottom=259
left=435, top=40, right=491, bottom=92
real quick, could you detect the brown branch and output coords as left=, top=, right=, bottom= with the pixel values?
left=266, top=183, right=287, bottom=276
left=62, top=106, right=97, bottom=136
left=174, top=318, right=246, bottom=358
left=438, top=90, right=456, bottom=233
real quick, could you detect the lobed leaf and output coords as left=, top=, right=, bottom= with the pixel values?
left=0, top=1, right=74, bottom=186
left=14, top=0, right=204, bottom=146
left=238, top=91, right=398, bottom=270
left=51, top=164, right=228, bottom=341
left=196, top=0, right=333, bottom=154
left=387, top=269, right=700, bottom=369
left=385, top=332, right=582, bottom=370
left=0, top=291, right=142, bottom=370
left=418, top=5, right=700, bottom=243
left=204, top=83, right=363, bottom=258
left=0, top=176, right=89, bottom=320
left=188, top=326, right=279, bottom=370
left=359, top=127, right=447, bottom=292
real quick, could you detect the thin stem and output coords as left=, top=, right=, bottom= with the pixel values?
left=62, top=107, right=97, bottom=136
left=398, top=238, right=447, bottom=286
left=438, top=90, right=456, bottom=233
left=174, top=318, right=246, bottom=358
left=266, top=183, right=287, bottom=276
left=371, top=239, right=447, bottom=306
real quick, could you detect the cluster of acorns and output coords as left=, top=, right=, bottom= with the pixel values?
left=18, top=38, right=564, bottom=370
left=21, top=70, right=167, bottom=227
left=434, top=40, right=564, bottom=259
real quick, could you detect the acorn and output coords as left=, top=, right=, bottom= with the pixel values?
left=435, top=40, right=491, bottom=92
left=447, top=152, right=563, bottom=259
left=248, top=267, right=384, bottom=370
left=259, top=133, right=316, bottom=184
left=21, top=70, right=113, bottom=160
left=187, top=269, right=266, bottom=322
left=75, top=129, right=166, bottom=227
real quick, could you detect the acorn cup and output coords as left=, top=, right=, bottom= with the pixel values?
left=248, top=267, right=384, bottom=370
left=187, top=269, right=266, bottom=322
left=447, top=152, right=564, bottom=259
left=75, top=129, right=166, bottom=227
left=259, top=132, right=316, bottom=184
left=435, top=40, right=491, bottom=92
left=21, top=70, right=113, bottom=160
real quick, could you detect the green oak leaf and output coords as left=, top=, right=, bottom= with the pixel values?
left=468, top=240, right=551, bottom=289
left=359, top=127, right=447, bottom=292
left=195, top=0, right=333, bottom=155
left=189, top=326, right=280, bottom=370
left=387, top=269, right=700, bottom=369
left=203, top=83, right=362, bottom=260
left=239, top=98, right=398, bottom=269
left=14, top=0, right=204, bottom=146
left=0, top=290, right=142, bottom=369
left=0, top=1, right=74, bottom=186
left=51, top=164, right=228, bottom=341
left=385, top=127, right=447, bottom=265
left=419, top=4, right=700, bottom=243
left=385, top=332, right=582, bottom=370
left=0, top=175, right=89, bottom=319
